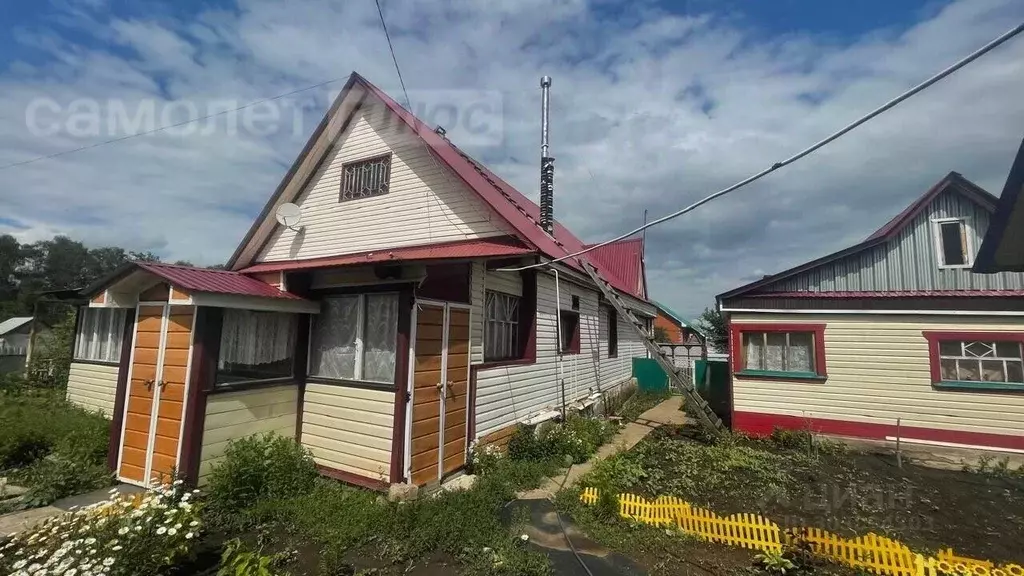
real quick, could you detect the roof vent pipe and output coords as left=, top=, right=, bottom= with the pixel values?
left=539, top=75, right=555, bottom=235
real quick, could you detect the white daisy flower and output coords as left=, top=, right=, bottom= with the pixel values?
left=117, top=527, right=129, bottom=536
left=167, top=528, right=178, bottom=536
left=102, top=558, right=114, bottom=567
left=156, top=527, right=167, bottom=535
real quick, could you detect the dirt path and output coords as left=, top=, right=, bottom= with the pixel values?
left=519, top=396, right=689, bottom=500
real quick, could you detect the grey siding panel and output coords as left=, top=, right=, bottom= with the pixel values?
left=764, top=190, right=1024, bottom=292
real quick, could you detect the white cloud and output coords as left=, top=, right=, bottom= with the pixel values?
left=0, top=0, right=1022, bottom=317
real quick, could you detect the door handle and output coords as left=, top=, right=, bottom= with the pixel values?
left=144, top=378, right=155, bottom=389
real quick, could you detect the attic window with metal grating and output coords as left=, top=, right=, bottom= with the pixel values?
left=340, top=154, right=392, bottom=202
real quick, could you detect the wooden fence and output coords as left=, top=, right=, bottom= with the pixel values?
left=580, top=488, right=1022, bottom=576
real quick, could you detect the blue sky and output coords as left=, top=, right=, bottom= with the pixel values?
left=1, top=0, right=1022, bottom=317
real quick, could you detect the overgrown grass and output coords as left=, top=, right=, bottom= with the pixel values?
left=614, top=389, right=672, bottom=422
left=506, top=416, right=619, bottom=464
left=0, top=385, right=113, bottom=509
left=203, top=431, right=581, bottom=575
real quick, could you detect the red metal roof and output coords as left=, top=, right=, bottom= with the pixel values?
left=354, top=75, right=642, bottom=298
left=584, top=238, right=645, bottom=298
left=747, top=290, right=1024, bottom=298
left=135, top=262, right=304, bottom=299
left=239, top=237, right=535, bottom=274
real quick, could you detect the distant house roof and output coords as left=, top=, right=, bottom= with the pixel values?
left=718, top=172, right=1001, bottom=302
left=84, top=261, right=306, bottom=300
left=240, top=237, right=534, bottom=274
left=0, top=317, right=33, bottom=336
left=975, top=135, right=1024, bottom=273
left=226, top=72, right=646, bottom=301
left=651, top=300, right=704, bottom=335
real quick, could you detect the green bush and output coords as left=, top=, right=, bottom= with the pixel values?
left=769, top=427, right=813, bottom=450
left=206, top=433, right=318, bottom=520
left=16, top=456, right=114, bottom=509
left=507, top=417, right=617, bottom=465
left=0, top=389, right=111, bottom=471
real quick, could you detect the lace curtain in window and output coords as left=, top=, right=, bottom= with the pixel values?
left=363, top=294, right=399, bottom=383
left=310, top=296, right=360, bottom=379
left=310, top=293, right=399, bottom=384
left=218, top=309, right=297, bottom=368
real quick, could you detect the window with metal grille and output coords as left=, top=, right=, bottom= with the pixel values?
left=340, top=154, right=392, bottom=201
left=938, top=340, right=1024, bottom=385
left=484, top=291, right=520, bottom=361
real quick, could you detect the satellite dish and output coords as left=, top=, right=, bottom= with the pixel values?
left=275, top=203, right=303, bottom=232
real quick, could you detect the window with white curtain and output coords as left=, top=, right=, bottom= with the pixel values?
left=310, top=293, right=399, bottom=384
left=484, top=291, right=520, bottom=361
left=217, top=309, right=297, bottom=383
left=741, top=331, right=816, bottom=374
left=74, top=307, right=127, bottom=363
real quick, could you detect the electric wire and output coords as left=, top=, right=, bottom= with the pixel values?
left=496, top=21, right=1024, bottom=272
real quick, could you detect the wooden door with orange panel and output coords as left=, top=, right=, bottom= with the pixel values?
left=440, top=305, right=470, bottom=478
left=118, top=305, right=163, bottom=484
left=148, top=305, right=194, bottom=483
left=408, top=303, right=445, bottom=486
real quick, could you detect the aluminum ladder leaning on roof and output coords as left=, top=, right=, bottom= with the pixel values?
left=579, top=258, right=725, bottom=435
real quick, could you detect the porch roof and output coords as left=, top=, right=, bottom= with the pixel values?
left=84, top=261, right=306, bottom=300
left=237, top=236, right=535, bottom=274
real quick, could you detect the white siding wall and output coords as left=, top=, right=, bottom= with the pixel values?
left=730, top=313, right=1024, bottom=441
left=66, top=362, right=120, bottom=416
left=198, top=385, right=298, bottom=483
left=472, top=270, right=649, bottom=439
left=597, top=307, right=649, bottom=390
left=259, top=109, right=513, bottom=262
left=300, top=383, right=394, bottom=483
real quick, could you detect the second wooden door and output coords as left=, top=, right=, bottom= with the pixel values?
left=408, top=301, right=470, bottom=486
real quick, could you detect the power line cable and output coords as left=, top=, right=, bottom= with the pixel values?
left=0, top=77, right=350, bottom=172
left=497, top=21, right=1024, bottom=272
left=373, top=0, right=411, bottom=109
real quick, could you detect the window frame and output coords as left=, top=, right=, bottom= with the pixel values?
left=931, top=217, right=973, bottom=269
left=730, top=323, right=827, bottom=381
left=558, top=309, right=581, bottom=355
left=215, top=309, right=299, bottom=386
left=339, top=153, right=393, bottom=203
left=606, top=306, right=618, bottom=358
left=922, top=331, right=1024, bottom=392
left=484, top=290, right=522, bottom=362
left=74, top=307, right=128, bottom=365
left=307, top=292, right=401, bottom=388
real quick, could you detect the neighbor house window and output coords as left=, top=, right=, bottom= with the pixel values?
left=731, top=324, right=826, bottom=378
left=933, top=218, right=971, bottom=267
left=923, top=332, right=1024, bottom=390
left=484, top=291, right=520, bottom=361
left=217, top=310, right=297, bottom=383
left=340, top=154, right=392, bottom=201
left=310, top=293, right=399, bottom=384
left=607, top=307, right=618, bottom=358
left=74, top=307, right=128, bottom=363
left=559, top=310, right=580, bottom=355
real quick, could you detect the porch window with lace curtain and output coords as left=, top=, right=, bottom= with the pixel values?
left=217, top=310, right=297, bottom=384
left=310, top=293, right=399, bottom=385
left=74, top=307, right=127, bottom=363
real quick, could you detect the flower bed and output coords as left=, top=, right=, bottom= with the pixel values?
left=0, top=482, right=202, bottom=576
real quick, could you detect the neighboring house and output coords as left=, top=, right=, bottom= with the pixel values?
left=652, top=300, right=704, bottom=345
left=67, top=72, right=655, bottom=490
left=717, top=171, right=1024, bottom=452
left=0, top=317, right=50, bottom=374
left=975, top=135, right=1024, bottom=273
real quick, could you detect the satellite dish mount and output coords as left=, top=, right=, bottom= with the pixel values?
left=275, top=203, right=304, bottom=232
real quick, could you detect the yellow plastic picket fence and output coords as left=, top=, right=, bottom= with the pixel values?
left=579, top=488, right=1023, bottom=576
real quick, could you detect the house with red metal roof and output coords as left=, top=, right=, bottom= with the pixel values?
left=717, top=172, right=1024, bottom=453
left=67, top=72, right=654, bottom=490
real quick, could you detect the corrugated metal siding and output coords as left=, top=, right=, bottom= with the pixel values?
left=730, top=313, right=1024, bottom=438
left=763, top=190, right=1024, bottom=292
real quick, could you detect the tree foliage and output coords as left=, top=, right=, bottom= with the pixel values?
left=695, top=307, right=728, bottom=352
left=652, top=325, right=671, bottom=343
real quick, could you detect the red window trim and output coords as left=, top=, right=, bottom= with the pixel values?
left=921, top=331, right=1024, bottom=384
left=729, top=323, right=827, bottom=377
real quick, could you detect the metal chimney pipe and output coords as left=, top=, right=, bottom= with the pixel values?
left=539, top=76, right=555, bottom=235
